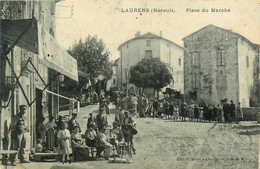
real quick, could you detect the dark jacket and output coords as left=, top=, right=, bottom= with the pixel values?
left=96, top=114, right=108, bottom=131
left=87, top=117, right=96, bottom=129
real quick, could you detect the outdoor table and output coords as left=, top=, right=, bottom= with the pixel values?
left=0, top=150, right=18, bottom=169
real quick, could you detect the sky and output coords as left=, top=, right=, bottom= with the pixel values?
left=55, top=0, right=260, bottom=61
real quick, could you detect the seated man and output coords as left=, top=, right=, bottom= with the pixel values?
left=85, top=122, right=97, bottom=147
left=96, top=127, right=112, bottom=160
left=110, top=122, right=124, bottom=154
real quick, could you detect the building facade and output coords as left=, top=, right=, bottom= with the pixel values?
left=0, top=0, right=78, bottom=153
left=117, top=31, right=184, bottom=97
left=182, top=25, right=259, bottom=107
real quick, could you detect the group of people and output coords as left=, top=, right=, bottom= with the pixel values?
left=115, top=92, right=149, bottom=117
left=38, top=101, right=136, bottom=163
left=153, top=98, right=244, bottom=123
left=114, top=90, right=244, bottom=124
left=85, top=106, right=137, bottom=160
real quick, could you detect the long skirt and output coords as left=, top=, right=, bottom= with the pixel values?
left=174, top=111, right=179, bottom=118
left=46, top=129, right=56, bottom=148
left=73, top=146, right=89, bottom=161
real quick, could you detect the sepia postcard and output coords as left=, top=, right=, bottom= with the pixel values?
left=0, top=0, right=259, bottom=169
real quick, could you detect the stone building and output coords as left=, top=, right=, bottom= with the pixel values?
left=117, top=31, right=184, bottom=98
left=105, top=59, right=118, bottom=91
left=182, top=24, right=259, bottom=107
left=0, top=0, right=78, bottom=153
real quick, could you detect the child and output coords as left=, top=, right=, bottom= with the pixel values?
left=35, top=139, right=43, bottom=153
left=57, top=122, right=72, bottom=163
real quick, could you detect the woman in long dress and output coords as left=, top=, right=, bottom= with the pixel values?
left=71, top=126, right=89, bottom=161
left=57, top=122, right=72, bottom=163
left=45, top=116, right=57, bottom=148
left=173, top=105, right=179, bottom=121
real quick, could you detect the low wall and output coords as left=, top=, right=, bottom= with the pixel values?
left=241, top=107, right=260, bottom=121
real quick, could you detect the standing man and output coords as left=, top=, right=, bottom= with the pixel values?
left=121, top=111, right=136, bottom=154
left=87, top=113, right=96, bottom=129
left=67, top=113, right=81, bottom=133
left=96, top=108, right=108, bottom=132
left=105, top=95, right=110, bottom=114
left=9, top=105, right=31, bottom=165
left=131, top=94, right=138, bottom=117
left=229, top=100, right=236, bottom=122
left=115, top=106, right=125, bottom=125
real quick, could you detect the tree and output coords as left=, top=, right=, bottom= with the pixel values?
left=66, top=35, right=113, bottom=93
left=129, top=57, right=173, bottom=97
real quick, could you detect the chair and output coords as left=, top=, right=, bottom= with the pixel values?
left=119, top=143, right=132, bottom=158
left=90, top=147, right=97, bottom=158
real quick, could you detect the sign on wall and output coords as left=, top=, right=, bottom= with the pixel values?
left=38, top=23, right=78, bottom=81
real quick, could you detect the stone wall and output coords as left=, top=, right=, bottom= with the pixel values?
left=241, top=107, right=260, bottom=121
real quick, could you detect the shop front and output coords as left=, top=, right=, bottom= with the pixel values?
left=0, top=18, right=78, bottom=152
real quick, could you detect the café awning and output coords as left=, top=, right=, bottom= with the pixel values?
left=1, top=18, right=78, bottom=81
left=1, top=18, right=38, bottom=54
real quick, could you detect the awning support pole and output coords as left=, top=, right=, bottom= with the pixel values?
left=28, top=59, right=46, bottom=86
left=1, top=58, right=31, bottom=108
left=2, top=22, right=32, bottom=107
left=29, top=73, right=60, bottom=106
left=6, top=57, right=30, bottom=106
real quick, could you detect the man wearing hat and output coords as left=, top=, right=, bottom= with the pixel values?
left=9, top=105, right=31, bottom=165
left=10, top=105, right=27, bottom=131
left=121, top=111, right=136, bottom=154
left=229, top=100, right=236, bottom=122
left=96, top=127, right=112, bottom=160
left=85, top=122, right=97, bottom=147
left=67, top=113, right=81, bottom=133
left=96, top=108, right=108, bottom=132
left=87, top=113, right=96, bottom=129
left=9, top=120, right=30, bottom=165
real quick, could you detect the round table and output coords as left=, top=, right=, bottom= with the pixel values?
left=0, top=150, right=18, bottom=169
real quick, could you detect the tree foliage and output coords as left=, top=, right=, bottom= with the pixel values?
left=61, top=35, right=112, bottom=97
left=129, top=57, right=173, bottom=91
left=67, top=35, right=113, bottom=80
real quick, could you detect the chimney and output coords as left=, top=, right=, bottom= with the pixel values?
left=135, top=31, right=141, bottom=37
left=160, top=31, right=163, bottom=37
